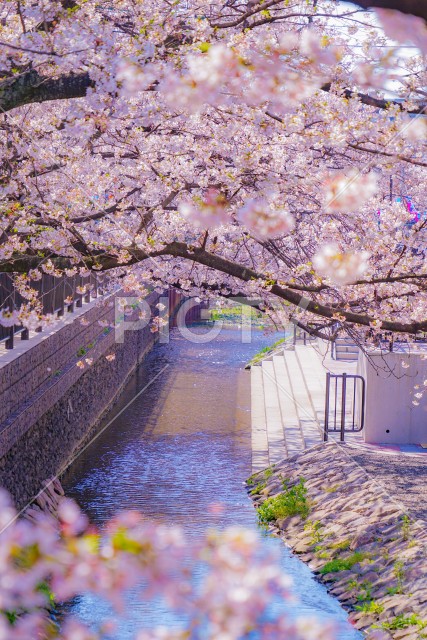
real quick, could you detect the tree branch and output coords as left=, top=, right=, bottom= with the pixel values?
left=0, top=70, right=94, bottom=113
left=348, top=0, right=427, bottom=21
left=2, top=241, right=427, bottom=334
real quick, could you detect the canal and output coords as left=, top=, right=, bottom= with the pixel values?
left=62, top=326, right=361, bottom=638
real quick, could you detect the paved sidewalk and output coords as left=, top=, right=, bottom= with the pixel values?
left=344, top=443, right=427, bottom=522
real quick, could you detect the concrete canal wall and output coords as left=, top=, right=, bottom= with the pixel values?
left=0, top=289, right=182, bottom=508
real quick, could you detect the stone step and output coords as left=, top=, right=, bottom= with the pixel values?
left=335, top=352, right=359, bottom=361
left=250, top=341, right=362, bottom=471
left=261, top=361, right=287, bottom=464
left=294, top=345, right=328, bottom=427
left=280, top=351, right=323, bottom=450
left=272, top=355, right=305, bottom=457
left=250, top=365, right=269, bottom=473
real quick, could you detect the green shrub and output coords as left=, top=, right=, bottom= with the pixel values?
left=264, top=467, right=274, bottom=480
left=355, top=600, right=384, bottom=615
left=249, top=482, right=266, bottom=496
left=319, top=551, right=368, bottom=574
left=330, top=539, right=350, bottom=552
left=257, top=478, right=309, bottom=523
left=382, top=614, right=423, bottom=630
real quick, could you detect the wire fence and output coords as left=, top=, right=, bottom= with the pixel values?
left=0, top=273, right=104, bottom=349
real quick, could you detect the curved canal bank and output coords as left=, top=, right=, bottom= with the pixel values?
left=61, top=326, right=361, bottom=638
left=248, top=444, right=427, bottom=639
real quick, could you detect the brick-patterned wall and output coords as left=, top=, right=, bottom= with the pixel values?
left=0, top=289, right=182, bottom=508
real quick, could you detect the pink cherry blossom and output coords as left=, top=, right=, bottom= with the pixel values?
left=179, top=190, right=229, bottom=229
left=237, top=200, right=294, bottom=239
left=322, top=171, right=378, bottom=214
left=313, top=244, right=370, bottom=285
left=375, top=9, right=427, bottom=55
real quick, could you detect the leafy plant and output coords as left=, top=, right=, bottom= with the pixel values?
left=304, top=520, right=324, bottom=545
left=257, top=478, right=309, bottom=524
left=356, top=581, right=373, bottom=602
left=401, top=514, right=411, bottom=541
left=319, top=551, right=368, bottom=574
left=355, top=600, right=384, bottom=615
left=264, top=466, right=274, bottom=480
left=250, top=482, right=266, bottom=496
left=382, top=614, right=423, bottom=630
left=330, top=539, right=350, bottom=552
left=394, top=560, right=405, bottom=593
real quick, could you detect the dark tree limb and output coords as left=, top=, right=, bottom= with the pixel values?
left=321, top=83, right=426, bottom=115
left=2, top=241, right=427, bottom=335
left=0, top=70, right=94, bottom=113
left=348, top=0, right=427, bottom=21
left=0, top=68, right=425, bottom=117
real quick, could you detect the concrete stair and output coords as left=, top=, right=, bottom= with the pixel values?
left=334, top=337, right=359, bottom=361
left=250, top=342, right=359, bottom=472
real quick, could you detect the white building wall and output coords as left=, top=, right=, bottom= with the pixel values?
left=357, top=351, right=427, bottom=444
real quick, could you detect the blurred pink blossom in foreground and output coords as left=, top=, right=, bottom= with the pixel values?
left=0, top=490, right=336, bottom=640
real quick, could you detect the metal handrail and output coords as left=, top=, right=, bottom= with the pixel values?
left=0, top=273, right=104, bottom=350
left=324, top=372, right=366, bottom=442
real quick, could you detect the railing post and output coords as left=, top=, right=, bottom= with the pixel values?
left=324, top=372, right=331, bottom=441
left=5, top=325, right=14, bottom=350
left=84, top=278, right=91, bottom=304
left=67, top=275, right=75, bottom=313
left=57, top=277, right=65, bottom=317
left=36, top=278, right=43, bottom=333
left=340, top=372, right=347, bottom=442
left=6, top=285, right=16, bottom=348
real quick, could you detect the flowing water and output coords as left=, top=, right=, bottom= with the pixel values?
left=62, top=326, right=361, bottom=638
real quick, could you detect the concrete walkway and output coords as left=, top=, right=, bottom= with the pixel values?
left=250, top=339, right=359, bottom=472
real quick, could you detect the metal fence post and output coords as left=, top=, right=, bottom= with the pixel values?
left=58, top=277, right=65, bottom=317
left=340, top=372, right=347, bottom=442
left=84, top=278, right=91, bottom=303
left=324, top=372, right=330, bottom=441
left=5, top=325, right=14, bottom=349
left=5, top=284, right=16, bottom=349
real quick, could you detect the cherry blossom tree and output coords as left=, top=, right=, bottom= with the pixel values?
left=1, top=0, right=427, bottom=342
left=0, top=489, right=336, bottom=639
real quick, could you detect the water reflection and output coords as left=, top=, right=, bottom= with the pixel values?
left=62, top=327, right=360, bottom=638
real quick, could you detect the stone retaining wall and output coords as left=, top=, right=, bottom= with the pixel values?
left=247, top=443, right=427, bottom=639
left=0, top=290, right=181, bottom=509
